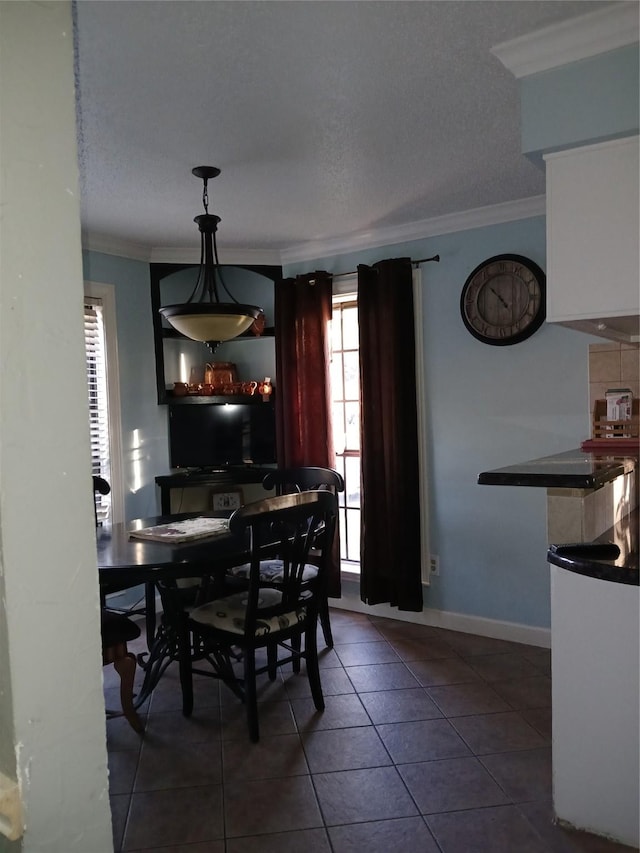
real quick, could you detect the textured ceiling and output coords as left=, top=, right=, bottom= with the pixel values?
left=74, top=0, right=612, bottom=258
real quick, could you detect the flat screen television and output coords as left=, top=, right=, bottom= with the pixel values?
left=168, top=403, right=277, bottom=470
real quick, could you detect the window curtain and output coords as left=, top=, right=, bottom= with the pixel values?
left=358, top=258, right=423, bottom=611
left=274, top=271, right=340, bottom=598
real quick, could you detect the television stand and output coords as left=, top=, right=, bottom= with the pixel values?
left=155, top=466, right=275, bottom=515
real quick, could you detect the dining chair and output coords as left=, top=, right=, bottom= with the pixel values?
left=180, top=489, right=338, bottom=741
left=95, top=475, right=157, bottom=645
left=226, top=466, right=344, bottom=650
left=101, top=609, right=144, bottom=733
left=94, top=476, right=144, bottom=733
left=95, top=476, right=147, bottom=611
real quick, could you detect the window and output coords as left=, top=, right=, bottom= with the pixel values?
left=331, top=289, right=361, bottom=572
left=84, top=282, right=124, bottom=524
left=85, top=297, right=111, bottom=522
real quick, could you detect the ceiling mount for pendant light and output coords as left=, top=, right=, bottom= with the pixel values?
left=159, top=166, right=263, bottom=352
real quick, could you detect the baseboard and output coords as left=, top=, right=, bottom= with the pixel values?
left=331, top=586, right=551, bottom=649
left=124, top=583, right=551, bottom=650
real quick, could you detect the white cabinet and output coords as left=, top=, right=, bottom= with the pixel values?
left=545, top=136, right=639, bottom=343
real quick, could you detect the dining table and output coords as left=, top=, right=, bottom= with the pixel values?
left=96, top=511, right=248, bottom=709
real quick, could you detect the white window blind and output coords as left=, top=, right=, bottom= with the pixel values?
left=85, top=297, right=112, bottom=523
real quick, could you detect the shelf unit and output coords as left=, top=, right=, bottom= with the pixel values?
left=155, top=466, right=276, bottom=514
left=150, top=261, right=281, bottom=405
left=167, top=393, right=274, bottom=406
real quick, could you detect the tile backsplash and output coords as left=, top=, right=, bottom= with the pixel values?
left=587, top=342, right=639, bottom=514
left=588, top=342, right=639, bottom=416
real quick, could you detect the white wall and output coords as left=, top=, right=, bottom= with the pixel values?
left=551, top=566, right=640, bottom=846
left=0, top=3, right=113, bottom=850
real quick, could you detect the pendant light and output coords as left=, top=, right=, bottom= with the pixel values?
left=159, top=166, right=263, bottom=352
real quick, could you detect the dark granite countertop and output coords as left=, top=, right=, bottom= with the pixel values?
left=478, top=448, right=635, bottom=489
left=547, top=509, right=639, bottom=586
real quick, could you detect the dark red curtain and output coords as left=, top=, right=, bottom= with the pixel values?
left=274, top=271, right=340, bottom=597
left=358, top=258, right=423, bottom=611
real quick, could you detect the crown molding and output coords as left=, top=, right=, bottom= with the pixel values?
left=279, top=196, right=546, bottom=265
left=83, top=196, right=546, bottom=268
left=81, top=231, right=151, bottom=262
left=491, top=3, right=639, bottom=79
left=81, top=232, right=282, bottom=266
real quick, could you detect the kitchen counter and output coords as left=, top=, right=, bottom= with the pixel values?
left=478, top=447, right=637, bottom=546
left=548, top=508, right=639, bottom=847
left=547, top=508, right=638, bottom=586
left=477, top=447, right=635, bottom=489
left=479, top=447, right=639, bottom=845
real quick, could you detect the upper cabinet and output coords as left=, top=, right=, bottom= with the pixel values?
left=150, top=262, right=281, bottom=404
left=545, top=136, right=639, bottom=343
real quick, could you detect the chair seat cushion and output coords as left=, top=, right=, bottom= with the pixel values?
left=101, top=610, right=141, bottom=646
left=227, top=559, right=318, bottom=583
left=190, top=587, right=307, bottom=637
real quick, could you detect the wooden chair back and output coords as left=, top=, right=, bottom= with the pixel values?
left=228, top=490, right=338, bottom=640
left=262, top=466, right=344, bottom=496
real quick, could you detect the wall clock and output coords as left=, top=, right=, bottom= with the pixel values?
left=460, top=254, right=546, bottom=345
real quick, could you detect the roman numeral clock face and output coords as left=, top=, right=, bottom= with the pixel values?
left=460, top=254, right=546, bottom=345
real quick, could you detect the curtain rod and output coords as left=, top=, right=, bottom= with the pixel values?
left=319, top=254, right=440, bottom=281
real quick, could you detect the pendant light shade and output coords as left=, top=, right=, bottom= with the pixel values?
left=159, top=166, right=263, bottom=350
left=160, top=303, right=259, bottom=342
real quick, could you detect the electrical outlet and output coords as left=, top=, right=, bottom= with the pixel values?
left=212, top=491, right=242, bottom=511
left=429, top=555, right=440, bottom=576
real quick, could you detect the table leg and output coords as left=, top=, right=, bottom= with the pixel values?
left=144, top=582, right=157, bottom=645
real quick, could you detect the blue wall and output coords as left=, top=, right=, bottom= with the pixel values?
left=521, top=44, right=639, bottom=161
left=83, top=250, right=167, bottom=519
left=285, top=216, right=600, bottom=629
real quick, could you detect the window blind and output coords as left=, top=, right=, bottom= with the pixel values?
left=85, top=297, right=111, bottom=524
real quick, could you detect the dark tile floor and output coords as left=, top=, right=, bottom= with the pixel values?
left=105, top=609, right=638, bottom=853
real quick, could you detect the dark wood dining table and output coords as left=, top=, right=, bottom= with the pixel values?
left=96, top=511, right=249, bottom=585
left=96, top=511, right=248, bottom=709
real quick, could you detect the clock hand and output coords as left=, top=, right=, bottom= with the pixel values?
left=490, top=287, right=509, bottom=308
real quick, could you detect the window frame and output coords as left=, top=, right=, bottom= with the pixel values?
left=331, top=286, right=362, bottom=572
